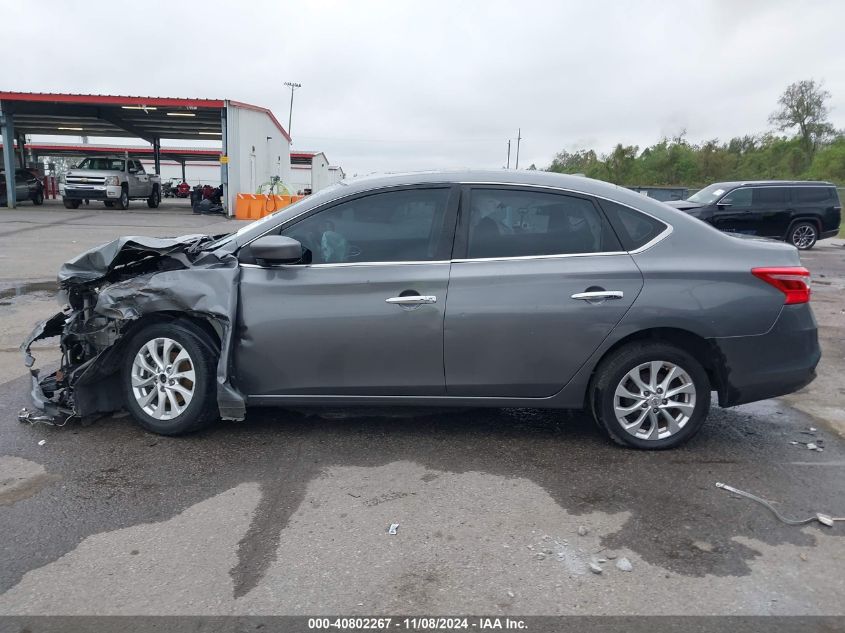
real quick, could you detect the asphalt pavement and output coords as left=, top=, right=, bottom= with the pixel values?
left=0, top=206, right=842, bottom=616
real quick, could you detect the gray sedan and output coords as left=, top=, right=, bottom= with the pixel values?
left=23, top=170, right=819, bottom=449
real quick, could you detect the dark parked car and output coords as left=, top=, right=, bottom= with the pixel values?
left=666, top=181, right=841, bottom=249
left=22, top=170, right=819, bottom=449
left=0, top=168, right=44, bottom=206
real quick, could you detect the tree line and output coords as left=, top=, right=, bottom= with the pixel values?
left=546, top=80, right=845, bottom=187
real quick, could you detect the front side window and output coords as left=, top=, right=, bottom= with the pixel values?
left=720, top=188, right=752, bottom=208
left=281, top=188, right=450, bottom=264
left=752, top=187, right=789, bottom=204
left=466, top=189, right=620, bottom=258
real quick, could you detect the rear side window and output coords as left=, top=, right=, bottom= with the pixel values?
left=465, top=189, right=620, bottom=258
left=599, top=200, right=668, bottom=251
left=752, top=187, right=790, bottom=204
left=795, top=187, right=834, bottom=203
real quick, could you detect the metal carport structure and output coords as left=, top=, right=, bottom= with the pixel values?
left=0, top=92, right=292, bottom=212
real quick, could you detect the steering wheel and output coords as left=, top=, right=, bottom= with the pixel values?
left=347, top=244, right=362, bottom=258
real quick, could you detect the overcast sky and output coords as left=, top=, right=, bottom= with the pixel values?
left=4, top=0, right=845, bottom=175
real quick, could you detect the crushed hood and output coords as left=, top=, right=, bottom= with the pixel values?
left=58, top=234, right=209, bottom=285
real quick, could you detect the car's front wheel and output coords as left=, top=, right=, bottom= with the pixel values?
left=147, top=185, right=160, bottom=208
left=31, top=188, right=44, bottom=205
left=115, top=186, right=130, bottom=210
left=788, top=221, right=817, bottom=250
left=122, top=322, right=218, bottom=435
left=591, top=342, right=711, bottom=449
left=63, top=198, right=80, bottom=209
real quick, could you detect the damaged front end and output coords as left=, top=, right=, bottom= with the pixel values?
left=21, top=234, right=247, bottom=424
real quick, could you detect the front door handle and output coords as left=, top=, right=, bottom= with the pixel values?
left=571, top=291, right=624, bottom=301
left=385, top=295, right=437, bottom=305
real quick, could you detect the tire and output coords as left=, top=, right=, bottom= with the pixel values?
left=115, top=186, right=129, bottom=210
left=63, top=198, right=81, bottom=209
left=122, top=321, right=219, bottom=435
left=31, top=188, right=44, bottom=205
left=147, top=185, right=161, bottom=209
left=104, top=201, right=115, bottom=208
left=788, top=221, right=817, bottom=250
left=591, top=342, right=711, bottom=450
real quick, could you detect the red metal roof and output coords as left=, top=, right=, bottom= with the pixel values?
left=0, top=91, right=225, bottom=108
left=0, top=91, right=290, bottom=142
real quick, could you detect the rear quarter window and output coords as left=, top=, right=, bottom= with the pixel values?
left=599, top=200, right=668, bottom=251
left=795, top=187, right=834, bottom=203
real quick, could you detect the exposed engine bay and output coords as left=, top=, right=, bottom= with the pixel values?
left=21, top=234, right=246, bottom=423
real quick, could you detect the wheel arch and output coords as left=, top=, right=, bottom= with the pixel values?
left=785, top=216, right=821, bottom=239
left=585, top=327, right=727, bottom=407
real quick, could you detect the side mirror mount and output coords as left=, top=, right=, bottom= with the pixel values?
left=244, top=235, right=303, bottom=265
left=716, top=201, right=732, bottom=209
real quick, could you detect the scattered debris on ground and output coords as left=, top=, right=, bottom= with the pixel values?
left=789, top=427, right=826, bottom=451
left=577, top=525, right=589, bottom=536
left=616, top=557, right=633, bottom=572
left=37, top=439, right=46, bottom=446
left=715, top=482, right=841, bottom=527
left=388, top=523, right=399, bottom=535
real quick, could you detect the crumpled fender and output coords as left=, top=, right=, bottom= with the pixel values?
left=24, top=233, right=247, bottom=421
left=94, top=258, right=245, bottom=420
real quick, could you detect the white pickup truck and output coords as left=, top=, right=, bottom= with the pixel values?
left=60, top=156, right=161, bottom=210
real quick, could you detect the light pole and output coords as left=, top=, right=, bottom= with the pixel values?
left=515, top=128, right=522, bottom=170
left=284, top=81, right=301, bottom=138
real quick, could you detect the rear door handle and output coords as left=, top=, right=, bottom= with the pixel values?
left=386, top=295, right=437, bottom=305
left=571, top=291, right=624, bottom=301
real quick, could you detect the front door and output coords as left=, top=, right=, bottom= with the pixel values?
left=444, top=186, right=643, bottom=397
left=711, top=187, right=759, bottom=234
left=235, top=186, right=459, bottom=397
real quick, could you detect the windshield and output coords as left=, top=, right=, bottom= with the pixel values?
left=204, top=181, right=350, bottom=249
left=686, top=183, right=730, bottom=205
left=76, top=158, right=126, bottom=171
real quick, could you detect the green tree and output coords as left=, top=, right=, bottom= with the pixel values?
left=769, top=79, right=835, bottom=157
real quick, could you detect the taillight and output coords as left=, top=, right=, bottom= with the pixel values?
left=751, top=267, right=811, bottom=304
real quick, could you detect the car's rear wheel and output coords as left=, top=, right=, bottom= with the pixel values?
left=591, top=342, right=711, bottom=449
left=63, top=198, right=80, bottom=209
left=788, top=221, right=818, bottom=250
left=122, top=322, right=218, bottom=435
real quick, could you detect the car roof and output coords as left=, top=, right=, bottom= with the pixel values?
left=708, top=180, right=835, bottom=188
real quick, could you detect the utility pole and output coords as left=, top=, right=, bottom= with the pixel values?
left=284, top=81, right=301, bottom=138
left=515, top=128, right=522, bottom=169
left=506, top=139, right=511, bottom=169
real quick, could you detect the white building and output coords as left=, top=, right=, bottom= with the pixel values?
left=289, top=150, right=345, bottom=194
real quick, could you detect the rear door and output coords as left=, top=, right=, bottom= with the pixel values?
left=443, top=186, right=644, bottom=397
left=752, top=186, right=792, bottom=237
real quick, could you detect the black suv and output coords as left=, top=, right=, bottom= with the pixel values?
left=666, top=181, right=841, bottom=249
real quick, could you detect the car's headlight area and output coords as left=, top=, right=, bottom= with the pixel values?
left=104, top=176, right=120, bottom=186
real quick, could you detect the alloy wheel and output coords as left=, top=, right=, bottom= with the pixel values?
left=613, top=360, right=696, bottom=441
left=131, top=337, right=196, bottom=420
left=792, top=225, right=816, bottom=249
